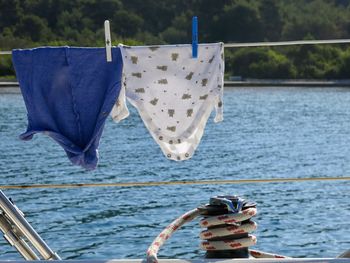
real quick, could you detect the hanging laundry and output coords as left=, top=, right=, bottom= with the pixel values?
left=12, top=47, right=123, bottom=170
left=111, top=43, right=224, bottom=161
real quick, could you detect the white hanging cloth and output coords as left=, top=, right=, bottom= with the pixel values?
left=112, top=43, right=224, bottom=161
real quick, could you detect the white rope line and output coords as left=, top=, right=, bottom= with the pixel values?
left=224, top=39, right=350, bottom=48
left=200, top=208, right=258, bottom=252
left=0, top=176, right=349, bottom=190
left=146, top=208, right=201, bottom=263
left=199, top=221, right=257, bottom=240
left=201, top=236, right=257, bottom=251
left=1, top=39, right=350, bottom=55
left=250, top=249, right=291, bottom=259
left=146, top=206, right=290, bottom=262
left=199, top=207, right=257, bottom=227
left=199, top=207, right=291, bottom=258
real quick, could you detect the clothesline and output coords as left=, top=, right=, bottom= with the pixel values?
left=2, top=39, right=350, bottom=55
left=223, top=38, right=350, bottom=47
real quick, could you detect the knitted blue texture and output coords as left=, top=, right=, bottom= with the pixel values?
left=12, top=47, right=123, bottom=170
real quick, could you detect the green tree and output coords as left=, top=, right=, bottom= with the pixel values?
left=212, top=3, right=264, bottom=42
left=228, top=48, right=296, bottom=78
left=16, top=15, right=52, bottom=42
left=287, top=45, right=342, bottom=79
left=259, top=0, right=283, bottom=41
left=82, top=0, right=122, bottom=27
left=2, top=0, right=350, bottom=79
left=160, top=12, right=191, bottom=44
left=281, top=0, right=348, bottom=40
left=112, top=10, right=143, bottom=37
left=122, top=0, right=180, bottom=35
left=0, top=55, right=14, bottom=77
left=0, top=0, right=20, bottom=29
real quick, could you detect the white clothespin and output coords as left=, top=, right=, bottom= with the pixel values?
left=104, top=20, right=112, bottom=62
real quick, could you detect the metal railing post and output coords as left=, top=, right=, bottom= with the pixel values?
left=0, top=190, right=60, bottom=260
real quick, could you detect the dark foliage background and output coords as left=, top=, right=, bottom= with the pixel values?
left=2, top=0, right=350, bottom=79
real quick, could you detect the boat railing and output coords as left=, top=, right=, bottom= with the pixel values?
left=0, top=190, right=60, bottom=260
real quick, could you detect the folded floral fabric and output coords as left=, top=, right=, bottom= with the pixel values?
left=13, top=47, right=123, bottom=170
left=111, top=43, right=224, bottom=161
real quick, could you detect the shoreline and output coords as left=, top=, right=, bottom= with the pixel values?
left=225, top=79, right=350, bottom=87
left=2, top=79, right=350, bottom=94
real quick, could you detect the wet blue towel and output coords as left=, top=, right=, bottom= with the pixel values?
left=12, top=47, right=123, bottom=170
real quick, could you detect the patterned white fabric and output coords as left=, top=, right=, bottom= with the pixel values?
left=111, top=43, right=224, bottom=161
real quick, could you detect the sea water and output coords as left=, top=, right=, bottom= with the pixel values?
left=0, top=87, right=349, bottom=259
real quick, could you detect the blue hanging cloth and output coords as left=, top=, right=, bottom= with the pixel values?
left=12, top=47, right=123, bottom=170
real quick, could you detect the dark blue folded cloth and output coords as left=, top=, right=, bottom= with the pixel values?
left=12, top=47, right=123, bottom=170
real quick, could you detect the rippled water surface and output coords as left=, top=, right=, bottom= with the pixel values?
left=0, top=87, right=349, bottom=260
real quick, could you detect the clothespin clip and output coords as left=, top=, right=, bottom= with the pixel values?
left=104, top=20, right=112, bottom=62
left=192, top=16, right=198, bottom=58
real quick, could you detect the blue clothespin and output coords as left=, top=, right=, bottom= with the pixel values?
left=192, top=16, right=198, bottom=58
